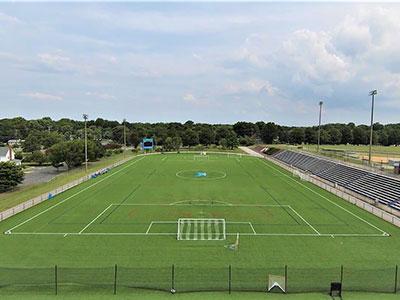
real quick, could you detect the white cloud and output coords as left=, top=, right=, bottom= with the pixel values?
left=0, top=12, right=23, bottom=25
left=224, top=79, right=279, bottom=96
left=21, top=92, right=63, bottom=101
left=280, top=29, right=352, bottom=83
left=85, top=92, right=116, bottom=101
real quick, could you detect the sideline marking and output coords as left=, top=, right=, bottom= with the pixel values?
left=260, top=159, right=389, bottom=236
left=6, top=156, right=145, bottom=233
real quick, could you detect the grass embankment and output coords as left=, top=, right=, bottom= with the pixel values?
left=0, top=151, right=136, bottom=212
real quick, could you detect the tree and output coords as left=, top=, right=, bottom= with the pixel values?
left=23, top=131, right=42, bottom=153
left=171, top=136, right=182, bottom=151
left=328, top=128, right=342, bottom=144
left=41, top=131, right=64, bottom=149
left=233, top=122, right=256, bottom=137
left=289, top=128, right=305, bottom=144
left=304, top=127, right=317, bottom=144
left=47, top=143, right=65, bottom=169
left=340, top=126, right=353, bottom=144
left=64, top=141, right=85, bottom=169
left=353, top=127, right=368, bottom=145
left=163, top=137, right=174, bottom=151
left=198, top=126, right=215, bottom=145
left=260, top=122, right=278, bottom=144
left=30, top=150, right=48, bottom=165
left=0, top=162, right=24, bottom=192
left=225, top=131, right=239, bottom=149
left=182, top=129, right=199, bottom=147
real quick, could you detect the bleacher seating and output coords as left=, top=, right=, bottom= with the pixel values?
left=273, top=150, right=400, bottom=211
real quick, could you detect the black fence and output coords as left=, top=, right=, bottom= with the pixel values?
left=0, top=265, right=399, bottom=295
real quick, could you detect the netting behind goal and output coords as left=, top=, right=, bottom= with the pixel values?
left=177, top=218, right=226, bottom=240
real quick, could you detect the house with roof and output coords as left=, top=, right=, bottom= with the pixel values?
left=0, top=145, right=21, bottom=165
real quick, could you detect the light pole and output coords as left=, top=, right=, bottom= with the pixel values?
left=368, top=90, right=377, bottom=166
left=317, top=101, right=323, bottom=153
left=83, top=114, right=88, bottom=173
left=123, top=118, right=127, bottom=158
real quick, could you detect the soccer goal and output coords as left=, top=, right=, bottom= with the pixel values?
left=194, top=153, right=209, bottom=160
left=177, top=218, right=226, bottom=240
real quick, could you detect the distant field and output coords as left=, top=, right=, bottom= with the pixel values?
left=1, top=152, right=400, bottom=297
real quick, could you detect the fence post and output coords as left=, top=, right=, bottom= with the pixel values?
left=171, top=264, right=175, bottom=293
left=284, top=265, right=288, bottom=293
left=340, top=265, right=344, bottom=288
left=228, top=265, right=232, bottom=294
left=55, top=265, right=58, bottom=295
left=395, top=265, right=398, bottom=293
left=114, top=264, right=118, bottom=295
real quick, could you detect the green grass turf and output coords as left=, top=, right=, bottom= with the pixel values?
left=0, top=153, right=399, bottom=296
left=0, top=151, right=136, bottom=212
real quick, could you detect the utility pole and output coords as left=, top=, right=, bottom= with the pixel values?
left=83, top=114, right=88, bottom=173
left=368, top=90, right=377, bottom=166
left=123, top=118, right=127, bottom=158
left=317, top=101, right=323, bottom=153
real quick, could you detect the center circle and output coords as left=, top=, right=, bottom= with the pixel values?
left=176, top=170, right=227, bottom=180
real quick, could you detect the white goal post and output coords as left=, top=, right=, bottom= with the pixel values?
left=177, top=218, right=226, bottom=240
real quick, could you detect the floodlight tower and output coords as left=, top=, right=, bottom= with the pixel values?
left=123, top=118, right=127, bottom=158
left=123, top=118, right=127, bottom=149
left=368, top=90, right=377, bottom=166
left=317, top=101, right=323, bottom=153
left=83, top=114, right=88, bottom=173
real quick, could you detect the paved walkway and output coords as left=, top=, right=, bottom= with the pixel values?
left=239, top=146, right=264, bottom=158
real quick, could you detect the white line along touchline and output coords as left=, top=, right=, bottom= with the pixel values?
left=5, top=156, right=146, bottom=234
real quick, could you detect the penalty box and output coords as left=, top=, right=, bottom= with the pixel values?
left=76, top=203, right=325, bottom=236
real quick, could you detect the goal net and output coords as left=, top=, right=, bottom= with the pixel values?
left=194, top=154, right=209, bottom=160
left=177, top=218, right=226, bottom=240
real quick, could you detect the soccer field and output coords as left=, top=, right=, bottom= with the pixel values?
left=1, top=153, right=400, bottom=295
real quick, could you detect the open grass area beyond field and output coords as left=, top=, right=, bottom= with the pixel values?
left=1, top=153, right=400, bottom=297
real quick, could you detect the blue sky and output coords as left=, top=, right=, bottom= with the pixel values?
left=0, top=2, right=399, bottom=125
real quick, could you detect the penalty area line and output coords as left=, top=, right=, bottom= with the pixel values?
left=78, top=204, right=113, bottom=234
left=260, top=159, right=389, bottom=237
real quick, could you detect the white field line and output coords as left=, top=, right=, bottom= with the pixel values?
left=145, top=222, right=154, bottom=234
left=261, top=159, right=389, bottom=236
left=79, top=204, right=113, bottom=234
left=6, top=156, right=146, bottom=233
left=248, top=222, right=257, bottom=234
left=6, top=232, right=388, bottom=237
left=116, top=202, right=289, bottom=207
left=288, top=206, right=321, bottom=235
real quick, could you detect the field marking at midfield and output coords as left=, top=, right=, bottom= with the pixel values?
left=114, top=202, right=290, bottom=207
left=79, top=204, right=113, bottom=234
left=260, top=159, right=389, bottom=236
left=5, top=156, right=146, bottom=233
left=288, top=206, right=321, bottom=235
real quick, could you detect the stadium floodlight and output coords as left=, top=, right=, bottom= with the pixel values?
left=368, top=90, right=377, bottom=166
left=317, top=101, right=323, bottom=153
left=83, top=114, right=88, bottom=173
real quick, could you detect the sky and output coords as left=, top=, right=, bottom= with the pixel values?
left=0, top=2, right=399, bottom=125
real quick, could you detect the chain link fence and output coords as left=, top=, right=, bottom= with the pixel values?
left=0, top=265, right=398, bottom=295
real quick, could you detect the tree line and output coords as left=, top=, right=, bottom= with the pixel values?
left=1, top=117, right=400, bottom=153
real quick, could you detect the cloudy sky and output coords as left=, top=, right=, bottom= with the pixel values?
left=0, top=2, right=399, bottom=125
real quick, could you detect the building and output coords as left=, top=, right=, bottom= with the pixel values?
left=0, top=145, right=21, bottom=165
left=7, top=139, right=24, bottom=147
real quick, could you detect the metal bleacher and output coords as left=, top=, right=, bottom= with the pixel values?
left=273, top=150, right=400, bottom=211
